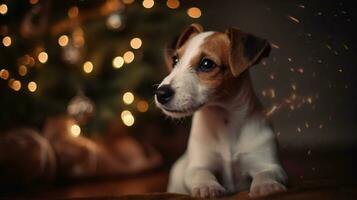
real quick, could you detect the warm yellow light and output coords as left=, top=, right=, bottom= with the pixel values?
left=18, top=65, right=27, bottom=76
left=2, top=36, right=11, bottom=47
left=123, top=92, right=135, bottom=105
left=121, top=110, right=131, bottom=119
left=142, top=0, right=154, bottom=9
left=58, top=35, right=69, bottom=47
left=38, top=51, right=48, bottom=63
left=123, top=51, right=135, bottom=63
left=123, top=0, right=135, bottom=4
left=166, top=0, right=180, bottom=9
left=187, top=7, right=201, bottom=18
left=130, top=38, right=142, bottom=49
left=0, top=4, right=8, bottom=15
left=68, top=6, right=79, bottom=18
left=29, top=0, right=39, bottom=5
left=70, top=124, right=81, bottom=137
left=137, top=100, right=149, bottom=112
left=112, top=56, right=124, bottom=68
left=10, top=80, right=21, bottom=91
left=121, top=110, right=135, bottom=126
left=28, top=81, right=37, bottom=92
left=0, top=69, right=9, bottom=80
left=83, top=61, right=93, bottom=73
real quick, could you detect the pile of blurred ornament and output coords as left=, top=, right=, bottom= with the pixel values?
left=0, top=114, right=162, bottom=187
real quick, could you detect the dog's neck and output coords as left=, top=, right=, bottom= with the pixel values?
left=202, top=70, right=262, bottom=120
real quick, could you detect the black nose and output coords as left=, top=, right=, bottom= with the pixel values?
left=155, top=85, right=175, bottom=104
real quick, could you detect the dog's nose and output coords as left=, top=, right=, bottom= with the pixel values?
left=155, top=85, right=175, bottom=104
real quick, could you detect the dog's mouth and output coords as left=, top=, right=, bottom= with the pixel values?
left=161, top=103, right=205, bottom=116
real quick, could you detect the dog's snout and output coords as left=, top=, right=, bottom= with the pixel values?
left=155, top=85, right=175, bottom=105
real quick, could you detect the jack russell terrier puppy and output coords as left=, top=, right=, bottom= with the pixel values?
left=155, top=24, right=287, bottom=198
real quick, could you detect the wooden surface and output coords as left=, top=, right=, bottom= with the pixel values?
left=2, top=171, right=357, bottom=200
left=19, top=183, right=356, bottom=200
left=1, top=148, right=356, bottom=199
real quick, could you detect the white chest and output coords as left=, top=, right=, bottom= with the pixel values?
left=213, top=120, right=250, bottom=191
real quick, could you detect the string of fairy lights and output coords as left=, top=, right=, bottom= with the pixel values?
left=0, top=0, right=202, bottom=136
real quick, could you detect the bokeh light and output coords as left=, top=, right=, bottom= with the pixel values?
left=187, top=7, right=201, bottom=18
left=0, top=69, right=9, bottom=80
left=28, top=81, right=37, bottom=92
left=72, top=28, right=85, bottom=47
left=121, top=110, right=135, bottom=126
left=70, top=124, right=81, bottom=137
left=112, top=56, right=124, bottom=68
left=9, top=79, right=21, bottom=91
left=83, top=61, right=93, bottom=73
left=166, top=0, right=180, bottom=9
left=123, top=0, right=135, bottom=4
left=142, top=0, right=154, bottom=9
left=38, top=51, right=48, bottom=63
left=68, top=6, right=79, bottom=18
left=18, top=65, right=27, bottom=76
left=106, top=13, right=122, bottom=29
left=58, top=35, right=69, bottom=47
left=137, top=100, right=149, bottom=112
left=123, top=51, right=135, bottom=63
left=0, top=4, right=8, bottom=15
left=2, top=36, right=11, bottom=47
left=22, top=55, right=36, bottom=66
left=130, top=37, right=142, bottom=49
left=29, top=0, right=39, bottom=5
left=123, top=92, right=135, bottom=105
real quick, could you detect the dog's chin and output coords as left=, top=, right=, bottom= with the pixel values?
left=158, top=103, right=205, bottom=119
left=161, top=108, right=194, bottom=118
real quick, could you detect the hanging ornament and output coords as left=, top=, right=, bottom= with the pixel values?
left=20, top=0, right=50, bottom=38
left=62, top=40, right=82, bottom=64
left=0, top=128, right=56, bottom=185
left=61, top=28, right=85, bottom=65
left=106, top=12, right=125, bottom=31
left=72, top=27, right=85, bottom=48
left=67, top=93, right=95, bottom=125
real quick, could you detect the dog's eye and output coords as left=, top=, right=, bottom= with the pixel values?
left=172, top=55, right=179, bottom=67
left=198, top=58, right=216, bottom=72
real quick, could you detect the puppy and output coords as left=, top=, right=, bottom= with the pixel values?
left=155, top=24, right=287, bottom=198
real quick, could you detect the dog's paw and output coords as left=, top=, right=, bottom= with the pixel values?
left=192, top=183, right=226, bottom=198
left=249, top=181, right=286, bottom=198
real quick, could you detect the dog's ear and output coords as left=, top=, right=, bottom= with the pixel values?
left=176, top=23, right=203, bottom=48
left=225, top=27, right=271, bottom=77
left=164, top=24, right=204, bottom=69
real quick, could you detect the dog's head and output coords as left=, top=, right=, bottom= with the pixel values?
left=155, top=24, right=271, bottom=118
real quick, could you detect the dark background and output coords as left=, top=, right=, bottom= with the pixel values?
left=0, top=0, right=357, bottom=198
left=194, top=0, right=357, bottom=150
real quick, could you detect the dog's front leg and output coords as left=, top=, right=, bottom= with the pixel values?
left=183, top=111, right=226, bottom=198
left=249, top=168, right=286, bottom=197
left=185, top=167, right=225, bottom=198
left=237, top=120, right=287, bottom=197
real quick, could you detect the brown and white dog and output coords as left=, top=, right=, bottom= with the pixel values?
left=155, top=24, right=287, bottom=198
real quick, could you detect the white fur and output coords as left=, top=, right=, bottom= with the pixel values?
left=167, top=100, right=286, bottom=198
left=156, top=32, right=215, bottom=118
left=157, top=31, right=287, bottom=198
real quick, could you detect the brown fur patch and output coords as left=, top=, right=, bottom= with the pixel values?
left=168, top=31, right=263, bottom=115
left=192, top=32, right=262, bottom=115
left=194, top=33, right=230, bottom=88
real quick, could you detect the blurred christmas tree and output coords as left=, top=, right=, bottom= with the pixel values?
left=0, top=0, right=202, bottom=134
